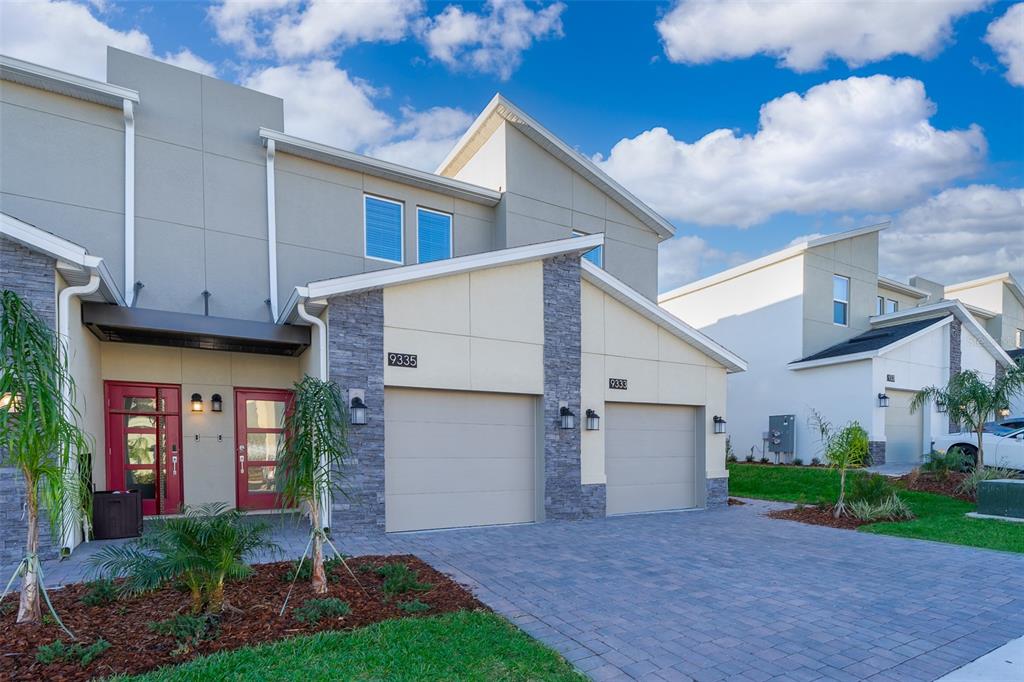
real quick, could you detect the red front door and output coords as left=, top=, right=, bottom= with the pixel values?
left=235, top=388, right=291, bottom=511
left=105, top=382, right=183, bottom=516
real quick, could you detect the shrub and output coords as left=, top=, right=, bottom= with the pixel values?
left=957, top=466, right=1020, bottom=497
left=149, top=614, right=219, bottom=654
left=36, top=639, right=110, bottom=667
left=758, top=456, right=770, bottom=464
left=281, top=556, right=346, bottom=583
left=91, top=503, right=277, bottom=614
left=726, top=453, right=737, bottom=463
left=923, top=448, right=970, bottom=480
left=376, top=563, right=432, bottom=598
left=80, top=578, right=117, bottom=607
left=744, top=454, right=755, bottom=463
left=849, top=473, right=895, bottom=506
left=810, top=457, right=821, bottom=466
left=397, top=599, right=431, bottom=613
left=293, top=598, right=351, bottom=624
left=792, top=458, right=803, bottom=466
left=848, top=494, right=914, bottom=522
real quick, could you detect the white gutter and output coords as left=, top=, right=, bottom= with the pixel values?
left=123, top=99, right=136, bottom=306
left=58, top=274, right=101, bottom=551
left=266, top=139, right=279, bottom=320
left=295, top=298, right=329, bottom=530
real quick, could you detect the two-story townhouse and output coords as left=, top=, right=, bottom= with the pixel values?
left=659, top=224, right=1015, bottom=467
left=0, top=49, right=745, bottom=563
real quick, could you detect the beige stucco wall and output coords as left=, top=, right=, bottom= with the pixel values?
left=1001, top=286, right=1024, bottom=349
left=803, top=231, right=880, bottom=356
left=581, top=281, right=728, bottom=485
left=382, top=261, right=544, bottom=394
left=875, top=283, right=924, bottom=315
left=946, top=279, right=1024, bottom=349
left=99, top=343, right=301, bottom=508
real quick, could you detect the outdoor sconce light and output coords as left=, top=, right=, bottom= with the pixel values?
left=936, top=398, right=947, bottom=414
left=350, top=396, right=368, bottom=425
left=190, top=393, right=204, bottom=412
left=998, top=406, right=1011, bottom=418
left=713, top=415, right=727, bottom=434
left=559, top=406, right=576, bottom=430
left=878, top=393, right=890, bottom=408
left=211, top=394, right=223, bottom=413
left=585, top=409, right=600, bottom=431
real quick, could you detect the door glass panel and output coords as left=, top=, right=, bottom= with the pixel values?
left=127, top=414, right=155, bottom=429
left=126, top=469, right=156, bottom=499
left=247, top=465, right=276, bottom=493
left=246, top=400, right=285, bottom=429
left=126, top=433, right=156, bottom=465
left=122, top=397, right=157, bottom=412
left=247, top=433, right=280, bottom=462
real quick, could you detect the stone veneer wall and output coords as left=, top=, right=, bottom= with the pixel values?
left=949, top=318, right=962, bottom=434
left=327, top=290, right=386, bottom=533
left=705, top=477, right=728, bottom=509
left=868, top=440, right=887, bottom=467
left=0, top=238, right=59, bottom=564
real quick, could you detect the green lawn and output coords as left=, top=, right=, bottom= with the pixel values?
left=728, top=463, right=1024, bottom=554
left=123, top=611, right=584, bottom=682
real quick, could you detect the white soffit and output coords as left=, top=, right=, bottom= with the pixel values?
left=0, top=54, right=139, bottom=108
left=877, top=276, right=929, bottom=299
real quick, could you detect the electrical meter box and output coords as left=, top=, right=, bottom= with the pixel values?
left=767, top=415, right=796, bottom=454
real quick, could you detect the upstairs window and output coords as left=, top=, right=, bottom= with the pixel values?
left=886, top=299, right=898, bottom=314
left=833, top=275, right=850, bottom=326
left=572, top=230, right=604, bottom=268
left=1017, top=328, right=1023, bottom=349
left=876, top=296, right=884, bottom=316
left=416, top=208, right=452, bottom=263
left=365, top=195, right=403, bottom=263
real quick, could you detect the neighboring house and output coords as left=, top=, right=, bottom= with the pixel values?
left=944, top=273, right=1024, bottom=354
left=659, top=224, right=1015, bottom=466
left=0, top=49, right=744, bottom=562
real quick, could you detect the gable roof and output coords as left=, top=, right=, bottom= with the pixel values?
left=659, top=222, right=889, bottom=302
left=436, top=94, right=676, bottom=241
left=1, top=212, right=124, bottom=305
left=945, top=272, right=1024, bottom=308
left=795, top=317, right=944, bottom=365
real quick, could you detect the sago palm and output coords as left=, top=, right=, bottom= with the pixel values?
left=912, top=367, right=1024, bottom=468
left=0, top=290, right=90, bottom=625
left=277, top=376, right=351, bottom=594
left=90, top=503, right=277, bottom=614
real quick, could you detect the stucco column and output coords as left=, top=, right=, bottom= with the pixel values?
left=327, top=290, right=386, bottom=532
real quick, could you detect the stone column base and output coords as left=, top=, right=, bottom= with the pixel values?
left=581, top=484, right=606, bottom=518
left=868, top=440, right=887, bottom=466
left=705, top=477, right=728, bottom=509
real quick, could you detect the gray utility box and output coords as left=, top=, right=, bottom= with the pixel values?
left=977, top=479, right=1024, bottom=519
left=768, top=415, right=796, bottom=455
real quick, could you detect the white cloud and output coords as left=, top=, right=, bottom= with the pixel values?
left=244, top=61, right=470, bottom=170
left=0, top=0, right=216, bottom=80
left=208, top=0, right=294, bottom=57
left=658, top=234, right=746, bottom=292
left=985, top=3, right=1024, bottom=86
left=595, top=75, right=986, bottom=228
left=880, top=185, right=1024, bottom=284
left=419, top=0, right=566, bottom=80
left=656, top=0, right=986, bottom=72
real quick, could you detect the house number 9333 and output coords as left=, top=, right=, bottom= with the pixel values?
left=388, top=352, right=418, bottom=368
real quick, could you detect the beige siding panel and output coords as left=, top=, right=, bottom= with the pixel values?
left=885, top=389, right=924, bottom=464
left=605, top=403, right=697, bottom=514
left=469, top=261, right=543, bottom=343
left=384, top=388, right=536, bottom=532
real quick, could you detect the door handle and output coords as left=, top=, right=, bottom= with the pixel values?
left=239, top=455, right=245, bottom=474
left=172, top=455, right=178, bottom=476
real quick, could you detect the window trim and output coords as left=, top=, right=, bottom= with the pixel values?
left=876, top=295, right=884, bottom=316
left=1017, top=328, right=1024, bottom=349
left=415, top=206, right=454, bottom=264
left=832, top=274, right=850, bottom=327
left=363, top=194, right=405, bottom=265
left=572, top=229, right=604, bottom=268
left=886, top=298, right=898, bottom=314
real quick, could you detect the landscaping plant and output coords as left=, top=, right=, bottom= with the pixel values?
left=911, top=367, right=1024, bottom=468
left=35, top=638, right=110, bottom=667
left=79, top=579, right=117, bottom=607
left=277, top=376, right=352, bottom=595
left=292, top=597, right=351, bottom=624
left=922, top=447, right=969, bottom=480
left=397, top=599, right=431, bottom=614
left=90, top=503, right=276, bottom=614
left=848, top=495, right=914, bottom=522
left=809, top=410, right=868, bottom=517
left=956, top=465, right=1020, bottom=498
left=849, top=473, right=894, bottom=506
left=149, top=614, right=219, bottom=655
left=376, top=563, right=432, bottom=599
left=0, top=291, right=92, bottom=627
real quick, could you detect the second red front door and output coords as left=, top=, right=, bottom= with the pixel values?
left=235, top=388, right=291, bottom=511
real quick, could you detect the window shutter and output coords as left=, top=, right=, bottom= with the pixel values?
left=365, top=197, right=403, bottom=262
left=417, top=209, right=452, bottom=263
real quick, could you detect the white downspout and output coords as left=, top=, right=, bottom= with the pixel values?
left=295, top=300, right=329, bottom=529
left=266, top=139, right=279, bottom=320
left=123, top=99, right=136, bottom=306
left=58, top=273, right=101, bottom=552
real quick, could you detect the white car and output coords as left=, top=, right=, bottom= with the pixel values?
left=933, top=427, right=1024, bottom=471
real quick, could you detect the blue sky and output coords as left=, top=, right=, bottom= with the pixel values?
left=2, top=0, right=1021, bottom=291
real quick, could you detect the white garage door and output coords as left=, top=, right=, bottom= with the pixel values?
left=605, top=403, right=697, bottom=515
left=384, top=388, right=537, bottom=532
left=885, top=389, right=924, bottom=464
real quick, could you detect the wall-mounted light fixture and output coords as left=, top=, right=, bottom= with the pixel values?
left=713, top=415, right=727, bottom=434
left=998, top=406, right=1011, bottom=418
left=585, top=409, right=600, bottom=431
left=559, top=406, right=576, bottom=430
left=936, top=398, right=947, bottom=414
left=211, top=394, right=223, bottom=413
left=0, top=392, right=22, bottom=413
left=878, top=393, right=890, bottom=408
left=190, top=392, right=204, bottom=412
left=350, top=396, right=368, bottom=425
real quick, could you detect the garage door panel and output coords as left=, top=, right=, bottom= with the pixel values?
left=606, top=455, right=696, bottom=486
left=386, top=422, right=536, bottom=460
left=386, top=456, right=534, bottom=495
left=608, top=483, right=697, bottom=516
left=606, top=428, right=692, bottom=455
left=385, top=389, right=535, bottom=426
left=885, top=389, right=924, bottom=464
left=386, top=490, right=534, bottom=533
left=609, top=404, right=696, bottom=431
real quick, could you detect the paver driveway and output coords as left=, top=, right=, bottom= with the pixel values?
left=344, top=500, right=1024, bottom=682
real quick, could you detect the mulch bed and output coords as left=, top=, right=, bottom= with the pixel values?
left=894, top=471, right=973, bottom=501
left=0, top=554, right=486, bottom=681
left=767, top=504, right=869, bottom=530
left=727, top=498, right=746, bottom=506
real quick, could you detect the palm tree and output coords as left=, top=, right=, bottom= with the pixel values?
left=912, top=367, right=1024, bottom=468
left=810, top=410, right=868, bottom=517
left=0, top=290, right=90, bottom=625
left=277, top=376, right=351, bottom=594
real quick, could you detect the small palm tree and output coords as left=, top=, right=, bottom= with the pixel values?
left=912, top=367, right=1024, bottom=468
left=277, top=376, right=351, bottom=594
left=90, top=503, right=276, bottom=614
left=810, top=410, right=868, bottom=517
left=0, top=290, right=90, bottom=626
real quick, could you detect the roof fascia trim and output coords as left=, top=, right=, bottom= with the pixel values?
left=0, top=54, right=139, bottom=107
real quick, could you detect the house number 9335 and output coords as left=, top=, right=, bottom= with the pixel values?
left=388, top=352, right=418, bottom=368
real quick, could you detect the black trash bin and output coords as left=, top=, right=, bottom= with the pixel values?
left=92, top=490, right=143, bottom=540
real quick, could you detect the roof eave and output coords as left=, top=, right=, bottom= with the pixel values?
left=0, top=54, right=139, bottom=108
left=877, top=276, right=929, bottom=299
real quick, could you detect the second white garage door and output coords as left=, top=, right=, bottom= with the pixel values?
left=605, top=403, right=697, bottom=515
left=384, top=388, right=537, bottom=532
left=885, top=389, right=924, bottom=464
